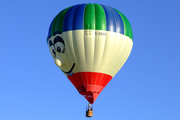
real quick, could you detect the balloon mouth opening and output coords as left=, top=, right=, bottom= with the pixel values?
left=81, top=91, right=99, bottom=104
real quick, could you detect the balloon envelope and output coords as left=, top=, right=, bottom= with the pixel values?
left=47, top=3, right=133, bottom=104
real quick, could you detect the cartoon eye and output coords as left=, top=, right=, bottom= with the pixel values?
left=49, top=40, right=56, bottom=57
left=54, top=36, right=65, bottom=53
left=52, top=49, right=56, bottom=56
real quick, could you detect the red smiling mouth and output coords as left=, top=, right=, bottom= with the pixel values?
left=61, top=63, right=75, bottom=76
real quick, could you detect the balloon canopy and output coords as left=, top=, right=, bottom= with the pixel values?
left=47, top=3, right=133, bottom=104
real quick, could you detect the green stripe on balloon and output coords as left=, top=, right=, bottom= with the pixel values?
left=57, top=7, right=71, bottom=33
left=94, top=4, right=106, bottom=30
left=50, top=13, right=59, bottom=36
left=84, top=4, right=106, bottom=30
left=115, top=9, right=133, bottom=39
left=51, top=7, right=71, bottom=34
left=84, top=3, right=95, bottom=30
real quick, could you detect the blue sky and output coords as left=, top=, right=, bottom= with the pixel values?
left=1, top=0, right=180, bottom=120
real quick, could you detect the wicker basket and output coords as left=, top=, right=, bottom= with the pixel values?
left=86, top=110, right=93, bottom=117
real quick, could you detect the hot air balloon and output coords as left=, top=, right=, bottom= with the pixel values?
left=47, top=3, right=133, bottom=117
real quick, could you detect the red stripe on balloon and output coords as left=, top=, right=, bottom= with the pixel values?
left=68, top=72, right=112, bottom=104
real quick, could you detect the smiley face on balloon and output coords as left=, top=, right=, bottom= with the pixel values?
left=48, top=33, right=75, bottom=76
left=47, top=3, right=133, bottom=104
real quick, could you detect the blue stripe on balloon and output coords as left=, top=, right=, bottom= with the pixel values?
left=61, top=4, right=124, bottom=34
left=109, top=7, right=124, bottom=34
left=63, top=5, right=78, bottom=32
left=73, top=4, right=86, bottom=30
left=47, top=20, right=54, bottom=42
left=102, top=5, right=116, bottom=32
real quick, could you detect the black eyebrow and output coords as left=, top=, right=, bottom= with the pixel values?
left=47, top=31, right=62, bottom=44
left=53, top=36, right=64, bottom=45
left=48, top=40, right=53, bottom=47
